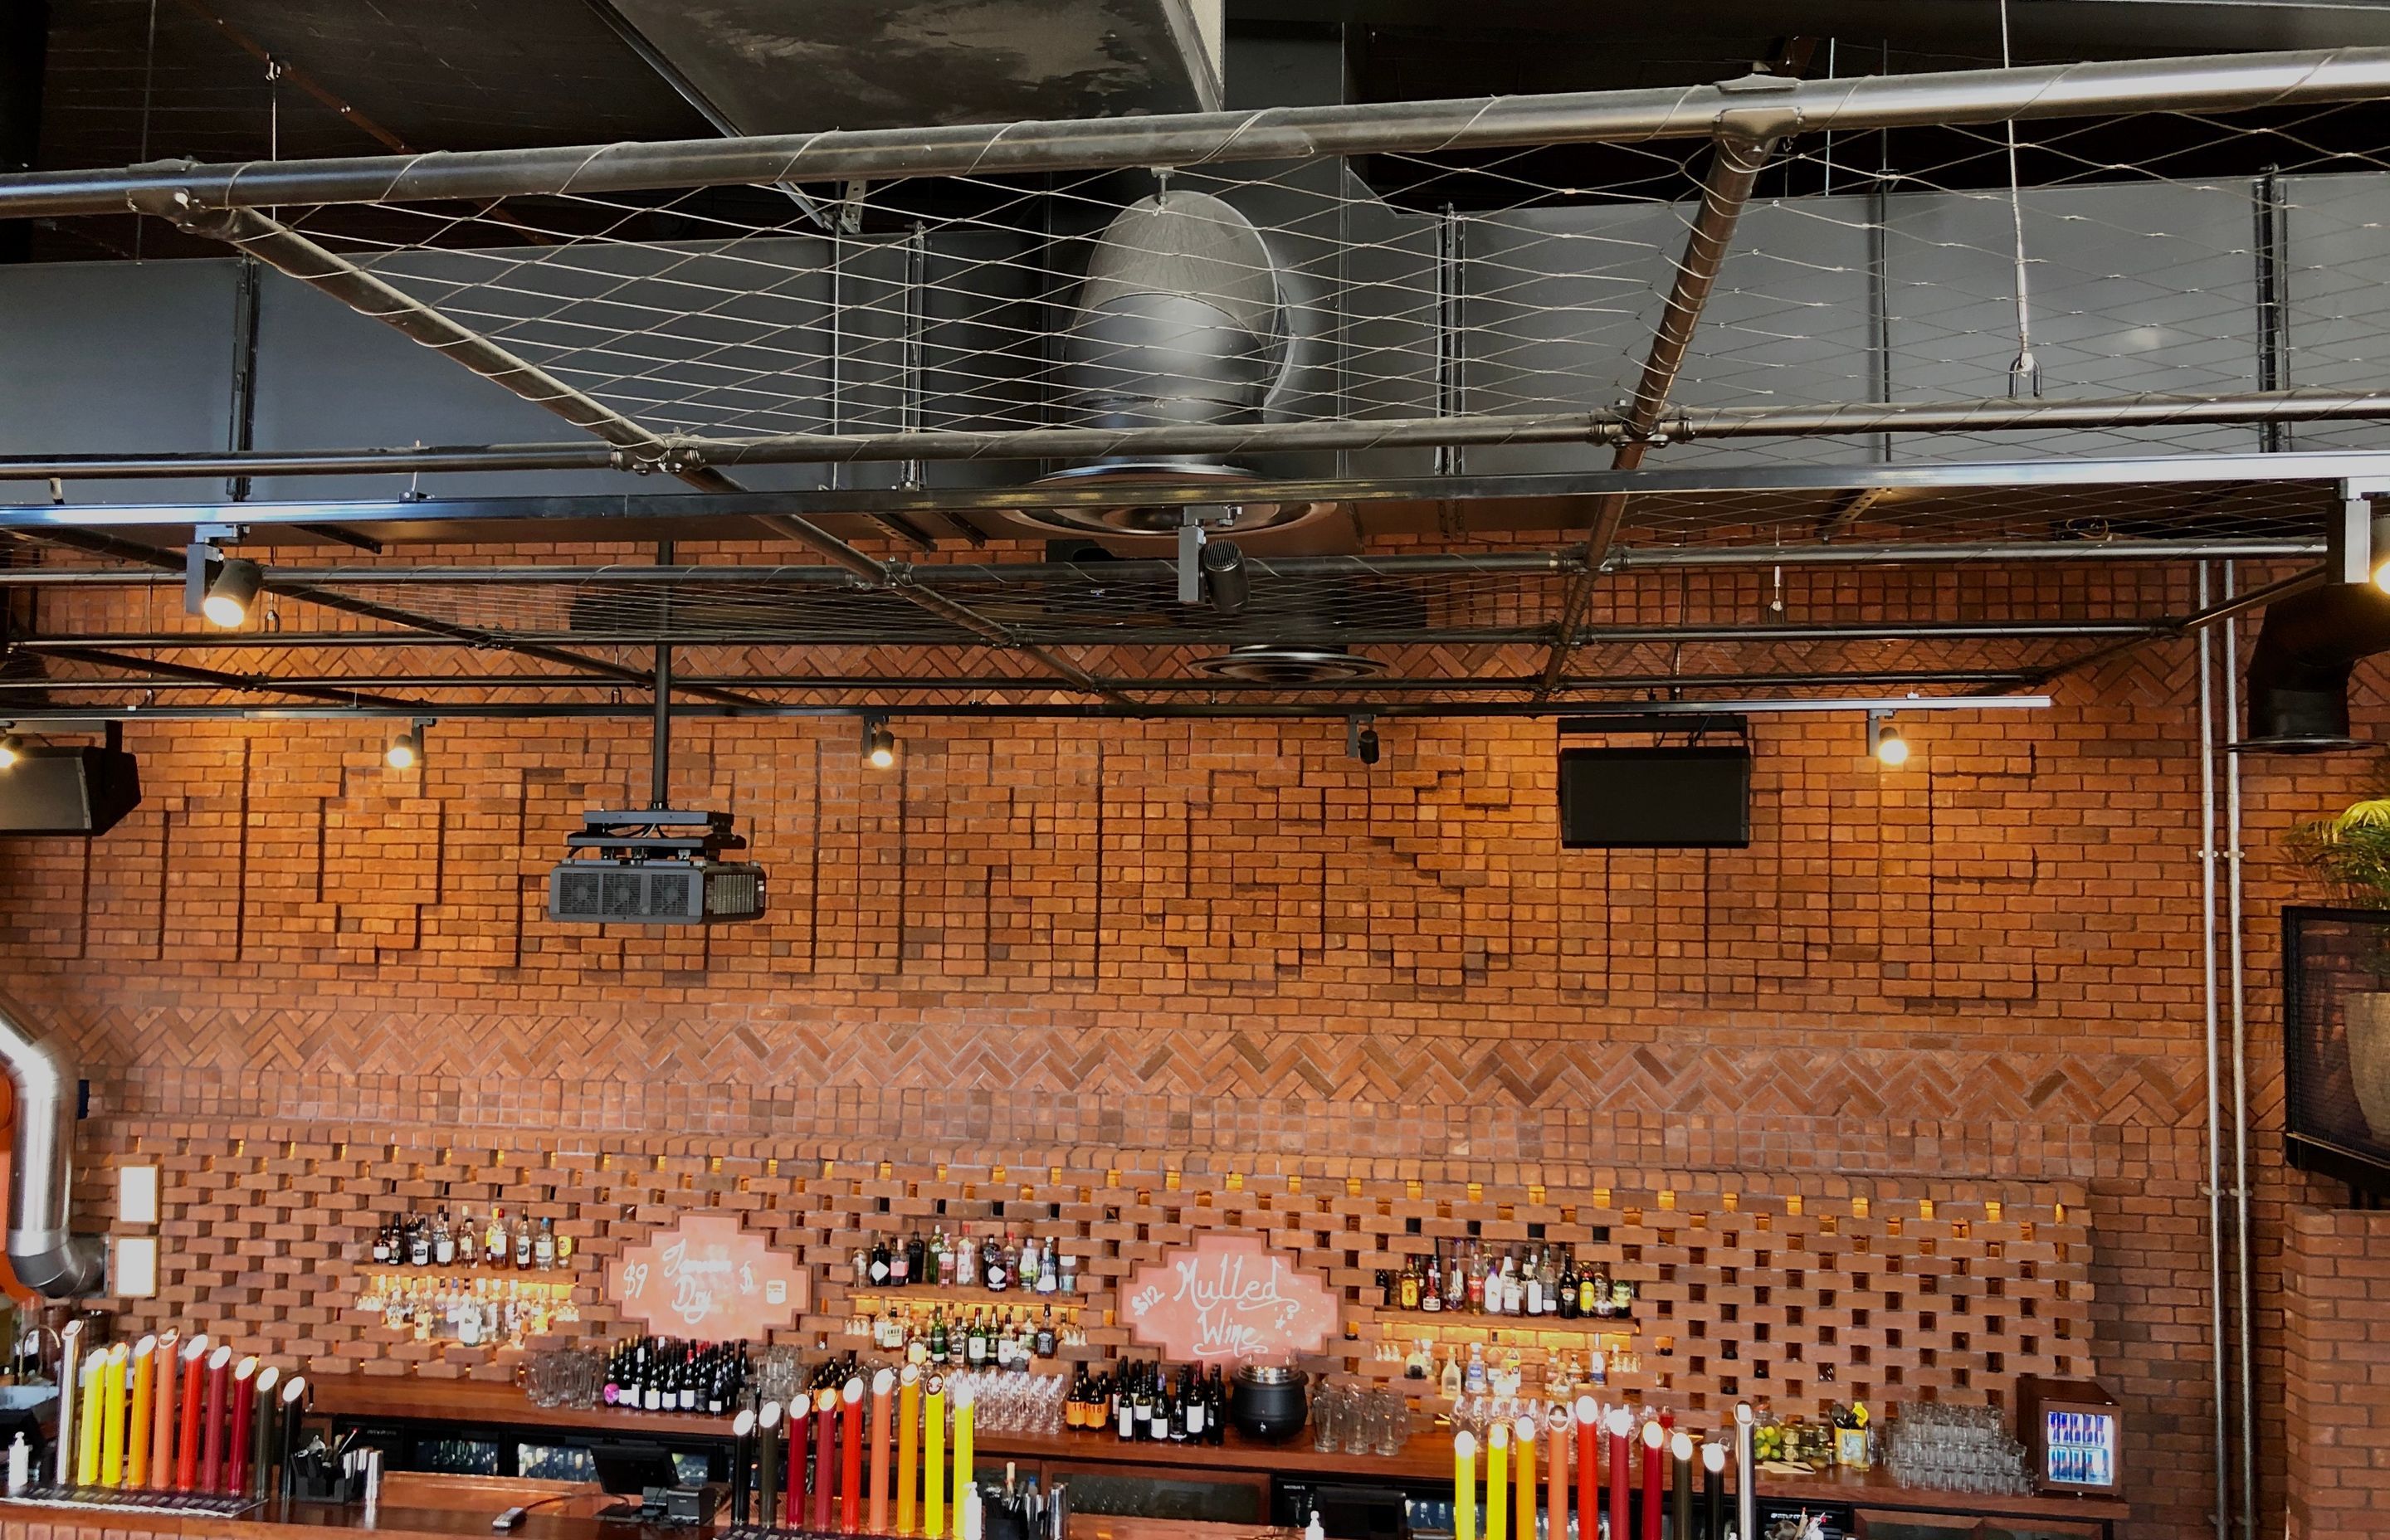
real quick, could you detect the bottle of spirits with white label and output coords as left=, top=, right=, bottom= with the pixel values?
left=534, top=1216, right=557, bottom=1270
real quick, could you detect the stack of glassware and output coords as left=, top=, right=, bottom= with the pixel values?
left=1883, top=1402, right=2035, bottom=1496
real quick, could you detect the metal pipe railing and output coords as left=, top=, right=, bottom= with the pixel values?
left=2, top=48, right=2388, bottom=217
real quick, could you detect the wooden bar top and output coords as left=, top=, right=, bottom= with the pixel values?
left=0, top=1495, right=1278, bottom=1540
left=305, top=1373, right=2125, bottom=1526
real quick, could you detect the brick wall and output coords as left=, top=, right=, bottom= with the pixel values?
left=0, top=639, right=2373, bottom=1538
left=2284, top=1205, right=2390, bottom=1537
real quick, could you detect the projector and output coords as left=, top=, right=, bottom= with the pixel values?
left=547, top=808, right=764, bottom=924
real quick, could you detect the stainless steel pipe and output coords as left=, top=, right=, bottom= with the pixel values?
left=2, top=48, right=2388, bottom=217
left=0, top=1000, right=105, bottom=1298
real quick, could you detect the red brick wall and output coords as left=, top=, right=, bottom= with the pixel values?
left=0, top=641, right=2372, bottom=1537
left=2285, top=1205, right=2390, bottom=1537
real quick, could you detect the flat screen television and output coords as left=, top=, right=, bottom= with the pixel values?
left=1559, top=745, right=1751, bottom=849
left=2282, top=905, right=2390, bottom=1194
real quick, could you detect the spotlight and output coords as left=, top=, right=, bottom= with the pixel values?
left=0, top=734, right=20, bottom=771
left=1200, top=539, right=1250, bottom=616
left=863, top=714, right=896, bottom=770
left=2373, top=510, right=2390, bottom=594
left=385, top=727, right=423, bottom=771
left=1347, top=714, right=1380, bottom=766
left=201, top=558, right=263, bottom=628
left=1869, top=710, right=1910, bottom=768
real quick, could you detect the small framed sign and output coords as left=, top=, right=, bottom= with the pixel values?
left=607, top=1215, right=809, bottom=1339
left=1120, top=1234, right=1339, bottom=1365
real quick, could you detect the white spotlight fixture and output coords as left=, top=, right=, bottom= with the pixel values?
left=201, top=558, right=263, bottom=629
left=1868, top=709, right=1910, bottom=768
left=862, top=713, right=896, bottom=770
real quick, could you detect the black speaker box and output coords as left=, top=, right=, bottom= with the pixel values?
left=0, top=747, right=142, bottom=836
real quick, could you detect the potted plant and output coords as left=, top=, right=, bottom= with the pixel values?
left=2290, top=787, right=2390, bottom=1135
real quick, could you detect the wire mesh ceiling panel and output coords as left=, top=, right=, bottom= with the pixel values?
left=2, top=50, right=2387, bottom=714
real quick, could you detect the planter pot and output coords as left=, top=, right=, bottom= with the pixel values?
left=2347, top=991, right=2390, bottom=1138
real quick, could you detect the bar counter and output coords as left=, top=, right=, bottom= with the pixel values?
left=0, top=1494, right=1264, bottom=1540
left=304, top=1373, right=2127, bottom=1531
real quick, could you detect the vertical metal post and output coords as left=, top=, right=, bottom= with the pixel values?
left=651, top=539, right=673, bottom=809
left=2221, top=561, right=2256, bottom=1540
left=2254, top=166, right=2290, bottom=455
left=225, top=257, right=262, bottom=501
left=1434, top=202, right=1464, bottom=477
left=2197, top=561, right=2231, bottom=1540
left=901, top=222, right=926, bottom=489
left=1868, top=181, right=1893, bottom=464
left=826, top=223, right=845, bottom=490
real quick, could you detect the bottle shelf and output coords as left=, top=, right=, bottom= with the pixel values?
left=836, top=1284, right=1098, bottom=1311
left=1365, top=1311, right=1641, bottom=1336
left=359, top=1264, right=578, bottom=1284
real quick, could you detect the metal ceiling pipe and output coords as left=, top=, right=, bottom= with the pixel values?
left=0, top=1000, right=105, bottom=1297
left=0, top=693, right=2055, bottom=723
left=1542, top=123, right=1782, bottom=694
left=6, top=47, right=2390, bottom=217
left=12, top=390, right=2390, bottom=485
left=2195, top=564, right=2231, bottom=1540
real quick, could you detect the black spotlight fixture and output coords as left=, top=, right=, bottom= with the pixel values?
left=1200, top=539, right=1250, bottom=616
left=1348, top=714, right=1380, bottom=766
left=863, top=712, right=897, bottom=770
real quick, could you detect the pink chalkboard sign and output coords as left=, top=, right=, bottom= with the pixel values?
left=607, top=1215, right=809, bottom=1340
left=1120, top=1234, right=1339, bottom=1365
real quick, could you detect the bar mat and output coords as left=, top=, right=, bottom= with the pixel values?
left=10, top=1484, right=267, bottom=1515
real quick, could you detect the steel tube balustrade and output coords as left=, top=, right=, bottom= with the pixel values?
left=1, top=48, right=2386, bottom=217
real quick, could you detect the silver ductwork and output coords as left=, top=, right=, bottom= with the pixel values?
left=1060, top=189, right=1285, bottom=435
left=0, top=997, right=105, bottom=1297
left=1029, top=189, right=1339, bottom=546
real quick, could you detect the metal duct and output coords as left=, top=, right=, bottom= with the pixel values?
left=2242, top=582, right=2390, bottom=751
left=1060, top=189, right=1285, bottom=436
left=0, top=996, right=103, bottom=1296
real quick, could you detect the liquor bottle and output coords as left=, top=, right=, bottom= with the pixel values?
left=870, top=1240, right=892, bottom=1286
left=901, top=1233, right=922, bottom=1288
left=678, top=1350, right=696, bottom=1412
left=1439, top=1352, right=1464, bottom=1398
left=485, top=1208, right=509, bottom=1267
left=1484, top=1251, right=1505, bottom=1317
left=515, top=1215, right=534, bottom=1270
left=1034, top=1306, right=1057, bottom=1360
left=1422, top=1252, right=1444, bottom=1313
left=1590, top=1260, right=1613, bottom=1319
left=433, top=1211, right=456, bottom=1267
left=967, top=1309, right=988, bottom=1367
left=1115, top=1367, right=1137, bottom=1440
left=1463, top=1343, right=1488, bottom=1396
left=983, top=1234, right=1008, bottom=1292
left=1444, top=1250, right=1467, bottom=1312
left=1540, top=1249, right=1562, bottom=1316
left=1206, top=1366, right=1227, bottom=1445
left=1398, top=1256, right=1422, bottom=1311
left=534, top=1217, right=557, bottom=1270
left=1502, top=1253, right=1525, bottom=1315
left=373, top=1221, right=392, bottom=1265
left=1558, top=1251, right=1581, bottom=1319
left=1181, top=1367, right=1205, bottom=1440
left=1465, top=1250, right=1487, bottom=1313
left=928, top=1308, right=949, bottom=1361
left=953, top=1231, right=978, bottom=1289
left=407, top=1218, right=431, bottom=1267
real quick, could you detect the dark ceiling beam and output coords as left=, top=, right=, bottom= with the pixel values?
left=5, top=527, right=766, bottom=708
left=34, top=645, right=420, bottom=710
